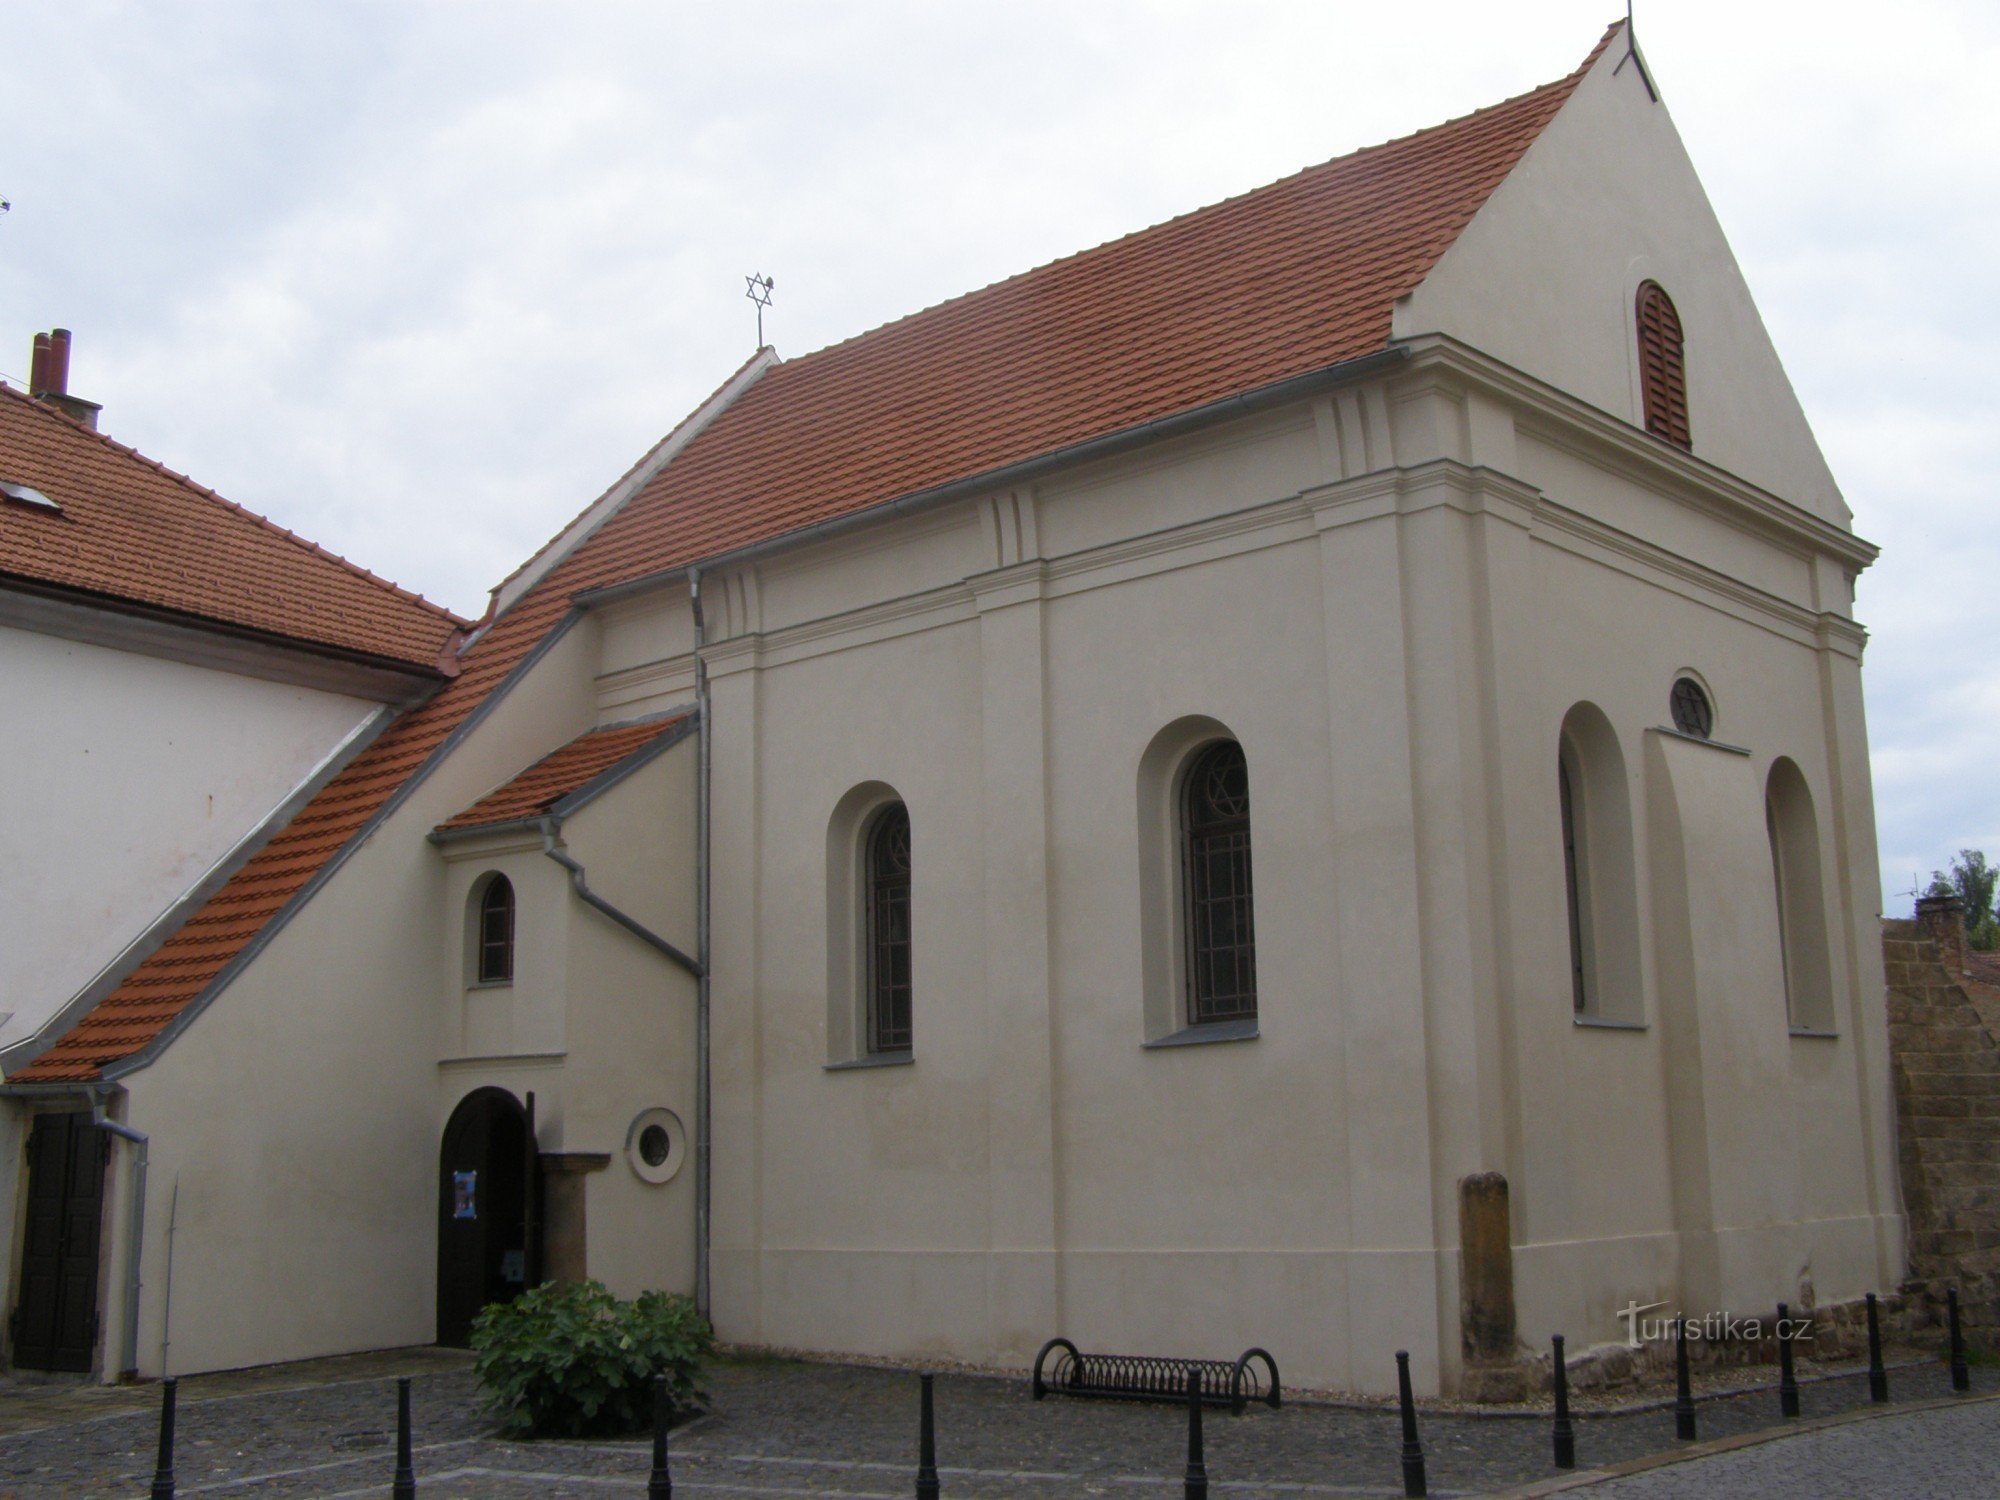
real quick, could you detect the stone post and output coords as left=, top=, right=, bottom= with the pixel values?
left=1459, top=1172, right=1521, bottom=1398
left=540, top=1152, right=611, bottom=1284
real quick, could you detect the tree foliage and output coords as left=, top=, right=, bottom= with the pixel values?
left=1925, top=849, right=2000, bottom=952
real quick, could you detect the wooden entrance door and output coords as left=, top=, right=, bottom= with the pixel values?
left=436, top=1087, right=539, bottom=1347
left=12, top=1111, right=107, bottom=1372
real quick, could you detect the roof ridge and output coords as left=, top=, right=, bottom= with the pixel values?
left=772, top=24, right=1619, bottom=381
left=0, top=380, right=468, bottom=632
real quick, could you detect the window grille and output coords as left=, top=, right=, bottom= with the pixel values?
left=1183, top=742, right=1257, bottom=1023
left=1559, top=753, right=1589, bottom=1012
left=478, top=876, right=515, bottom=984
left=866, top=804, right=912, bottom=1052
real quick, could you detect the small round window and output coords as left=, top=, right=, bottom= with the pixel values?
left=625, top=1107, right=686, bottom=1185
left=1670, top=677, right=1713, bottom=739
left=638, top=1124, right=671, bottom=1167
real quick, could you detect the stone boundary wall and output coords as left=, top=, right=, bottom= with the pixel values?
left=1886, top=899, right=2000, bottom=1343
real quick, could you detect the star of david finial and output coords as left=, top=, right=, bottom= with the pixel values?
left=745, top=273, right=776, bottom=348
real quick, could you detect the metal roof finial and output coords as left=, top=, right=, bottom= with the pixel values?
left=745, top=273, right=775, bottom=349
left=1614, top=1, right=1660, bottom=103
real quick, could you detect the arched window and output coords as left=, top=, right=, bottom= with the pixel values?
left=1558, top=743, right=1592, bottom=1014
left=1636, top=281, right=1691, bottom=450
left=1183, top=741, right=1257, bottom=1024
left=865, top=803, right=912, bottom=1053
left=1767, top=759, right=1833, bottom=1032
left=475, top=874, right=515, bottom=985
left=1558, top=705, right=1643, bottom=1024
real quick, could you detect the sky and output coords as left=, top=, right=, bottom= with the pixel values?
left=1, top=0, right=1994, bottom=911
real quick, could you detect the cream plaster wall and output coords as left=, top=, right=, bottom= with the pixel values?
left=668, top=347, right=1895, bottom=1396
left=98, top=621, right=604, bottom=1379
left=0, top=627, right=378, bottom=1051
left=1396, top=36, right=1847, bottom=524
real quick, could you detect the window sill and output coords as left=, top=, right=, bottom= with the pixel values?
left=825, top=1050, right=914, bottom=1072
left=1143, top=1017, right=1260, bottom=1050
left=1651, top=725, right=1752, bottom=757
left=1573, top=1014, right=1647, bottom=1032
left=466, top=979, right=514, bottom=992
left=1789, top=1027, right=1839, bottom=1040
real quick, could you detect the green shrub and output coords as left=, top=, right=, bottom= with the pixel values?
left=470, top=1279, right=712, bottom=1438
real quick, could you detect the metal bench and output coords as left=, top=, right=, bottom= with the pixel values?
left=1031, top=1338, right=1281, bottom=1414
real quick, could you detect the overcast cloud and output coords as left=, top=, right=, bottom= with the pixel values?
left=1, top=0, right=1993, bottom=910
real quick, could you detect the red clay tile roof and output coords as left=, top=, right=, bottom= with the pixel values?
left=1967, top=950, right=2000, bottom=991
left=436, top=713, right=694, bottom=833
left=11, top=28, right=1613, bottom=1084
left=0, top=383, right=464, bottom=668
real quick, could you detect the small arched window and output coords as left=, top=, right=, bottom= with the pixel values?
left=1636, top=280, right=1691, bottom=450
left=865, top=803, right=912, bottom=1053
left=1558, top=743, right=1593, bottom=1014
left=1558, top=705, right=1644, bottom=1024
left=475, top=875, right=515, bottom=985
left=1183, top=741, right=1257, bottom=1024
left=1767, top=759, right=1834, bottom=1032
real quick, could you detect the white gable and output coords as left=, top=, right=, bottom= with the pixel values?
left=1396, top=32, right=1848, bottom=525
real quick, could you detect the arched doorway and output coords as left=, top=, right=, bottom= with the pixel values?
left=437, top=1087, right=541, bottom=1347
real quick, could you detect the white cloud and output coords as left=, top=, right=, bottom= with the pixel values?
left=1, top=0, right=1994, bottom=906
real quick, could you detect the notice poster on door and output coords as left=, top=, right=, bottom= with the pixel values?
left=453, top=1170, right=478, bottom=1219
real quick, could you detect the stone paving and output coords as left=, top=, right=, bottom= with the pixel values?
left=0, top=1347, right=1989, bottom=1497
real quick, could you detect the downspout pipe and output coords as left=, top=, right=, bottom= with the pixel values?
left=540, top=824, right=703, bottom=979
left=689, top=567, right=713, bottom=1324
left=88, top=1091, right=147, bottom=1380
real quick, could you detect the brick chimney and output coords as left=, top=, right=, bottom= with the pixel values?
left=1916, top=893, right=1968, bottom=977
left=27, top=328, right=102, bottom=430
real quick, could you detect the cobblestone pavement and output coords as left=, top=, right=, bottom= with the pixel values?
left=0, top=1348, right=1987, bottom=1497
left=1566, top=1398, right=2000, bottom=1498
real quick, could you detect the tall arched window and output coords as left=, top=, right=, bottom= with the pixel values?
left=1558, top=705, right=1643, bottom=1023
left=865, top=803, right=912, bottom=1053
left=1558, top=744, right=1592, bottom=1014
left=1636, top=281, right=1691, bottom=450
left=1183, top=741, right=1257, bottom=1024
left=475, top=874, right=515, bottom=985
left=1766, top=758, right=1833, bottom=1032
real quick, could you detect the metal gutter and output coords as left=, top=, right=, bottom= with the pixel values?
left=689, top=567, right=714, bottom=1323
left=575, top=349, right=1412, bottom=611
left=538, top=820, right=702, bottom=980
left=88, top=1092, right=148, bottom=1379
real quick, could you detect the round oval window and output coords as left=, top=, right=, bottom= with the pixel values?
left=1669, top=676, right=1713, bottom=740
left=638, top=1124, right=671, bottom=1167
left=626, top=1108, right=685, bottom=1185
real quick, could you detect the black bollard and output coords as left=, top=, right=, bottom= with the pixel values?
left=1182, top=1367, right=1207, bottom=1500
left=1777, top=1302, right=1800, bottom=1419
left=649, top=1374, right=673, bottom=1500
left=1395, top=1351, right=1427, bottom=1499
left=1866, top=1292, right=1888, bottom=1404
left=1673, top=1318, right=1696, bottom=1441
left=917, top=1372, right=940, bottom=1500
left=1550, top=1334, right=1575, bottom=1470
left=150, top=1377, right=177, bottom=1500
left=393, top=1375, right=416, bottom=1500
left=1950, top=1287, right=1971, bottom=1393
